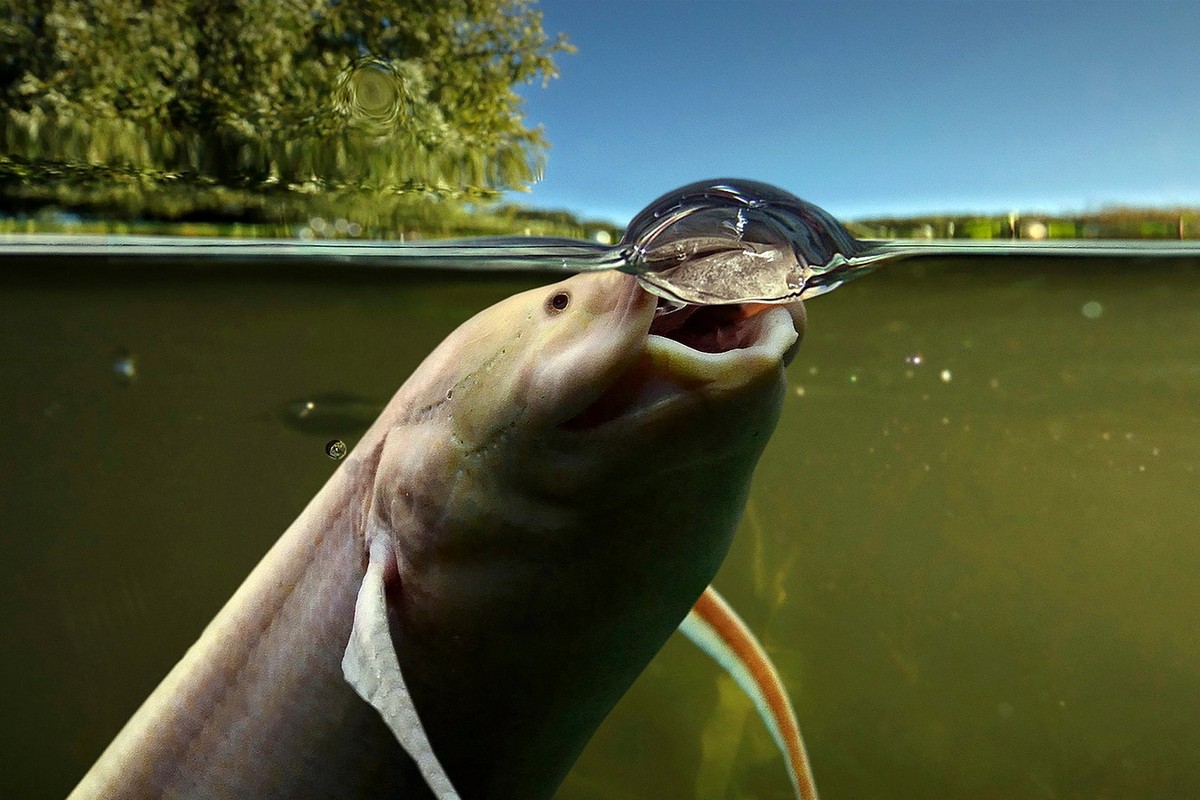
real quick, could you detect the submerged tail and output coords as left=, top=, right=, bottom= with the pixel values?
left=680, top=585, right=819, bottom=800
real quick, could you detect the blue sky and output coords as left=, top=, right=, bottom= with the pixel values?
left=514, top=0, right=1200, bottom=225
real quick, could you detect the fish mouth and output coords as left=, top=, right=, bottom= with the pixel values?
left=563, top=295, right=800, bottom=430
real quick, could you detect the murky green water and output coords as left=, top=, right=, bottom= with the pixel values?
left=2, top=254, right=1198, bottom=798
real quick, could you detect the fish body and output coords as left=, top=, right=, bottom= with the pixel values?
left=69, top=270, right=806, bottom=799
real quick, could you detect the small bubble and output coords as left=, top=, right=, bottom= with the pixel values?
left=1082, top=300, right=1103, bottom=320
left=849, top=374, right=858, bottom=383
left=940, top=369, right=953, bottom=383
left=326, top=439, right=347, bottom=460
left=905, top=353, right=924, bottom=366
left=794, top=386, right=806, bottom=397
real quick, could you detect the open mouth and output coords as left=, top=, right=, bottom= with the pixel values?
left=647, top=300, right=777, bottom=353
left=563, top=296, right=799, bottom=430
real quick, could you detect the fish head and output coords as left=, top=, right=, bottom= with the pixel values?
left=371, top=267, right=806, bottom=604
left=377, top=269, right=805, bottom=518
left=364, top=269, right=807, bottom=795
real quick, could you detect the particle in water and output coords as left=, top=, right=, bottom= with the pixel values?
left=1082, top=300, right=1103, bottom=319
left=940, top=369, right=952, bottom=383
left=905, top=353, right=924, bottom=366
left=794, top=386, right=806, bottom=397
left=849, top=374, right=858, bottom=383
left=112, top=349, right=137, bottom=385
left=326, top=439, right=347, bottom=460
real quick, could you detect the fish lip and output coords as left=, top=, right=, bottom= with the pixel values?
left=644, top=304, right=800, bottom=382
left=560, top=300, right=799, bottom=432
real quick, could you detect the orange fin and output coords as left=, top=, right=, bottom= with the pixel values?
left=680, top=585, right=818, bottom=800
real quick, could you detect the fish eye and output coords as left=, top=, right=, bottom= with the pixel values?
left=547, top=291, right=571, bottom=313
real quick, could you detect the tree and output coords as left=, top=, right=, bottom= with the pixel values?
left=0, top=0, right=572, bottom=225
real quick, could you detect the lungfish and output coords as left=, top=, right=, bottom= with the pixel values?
left=69, top=270, right=816, bottom=799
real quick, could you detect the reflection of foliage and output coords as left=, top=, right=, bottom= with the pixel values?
left=849, top=208, right=1200, bottom=241
left=0, top=153, right=622, bottom=240
left=0, top=0, right=573, bottom=229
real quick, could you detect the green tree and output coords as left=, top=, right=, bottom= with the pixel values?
left=0, top=0, right=571, bottom=224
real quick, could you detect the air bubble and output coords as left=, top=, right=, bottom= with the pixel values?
left=326, top=439, right=347, bottom=460
left=620, top=179, right=873, bottom=305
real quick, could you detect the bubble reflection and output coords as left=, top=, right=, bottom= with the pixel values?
left=332, top=57, right=410, bottom=135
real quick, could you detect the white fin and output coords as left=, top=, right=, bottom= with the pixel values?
left=342, top=535, right=461, bottom=800
left=680, top=585, right=819, bottom=800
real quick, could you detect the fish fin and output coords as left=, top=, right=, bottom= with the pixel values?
left=342, top=535, right=461, bottom=800
left=679, top=585, right=819, bottom=800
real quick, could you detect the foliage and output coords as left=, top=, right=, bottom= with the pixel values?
left=0, top=0, right=573, bottom=230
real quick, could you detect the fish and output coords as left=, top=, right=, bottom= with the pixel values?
left=68, top=269, right=814, bottom=799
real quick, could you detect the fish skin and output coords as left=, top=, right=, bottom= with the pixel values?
left=69, top=270, right=804, bottom=800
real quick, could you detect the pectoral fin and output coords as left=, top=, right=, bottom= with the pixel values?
left=680, top=586, right=819, bottom=800
left=342, top=535, right=461, bottom=800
